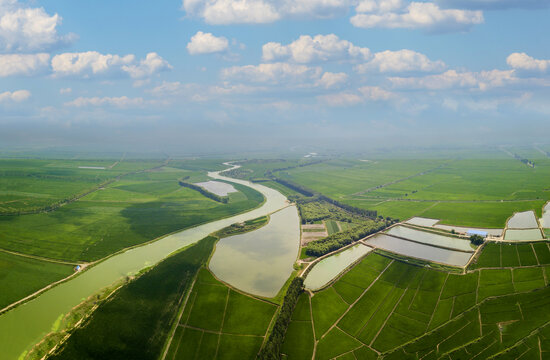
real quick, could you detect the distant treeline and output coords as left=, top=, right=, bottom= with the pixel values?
left=265, top=159, right=325, bottom=176
left=271, top=178, right=316, bottom=197
left=318, top=195, right=378, bottom=218
left=513, top=153, right=535, bottom=168
left=258, top=277, right=304, bottom=360
left=306, top=221, right=388, bottom=257
left=178, top=178, right=228, bottom=203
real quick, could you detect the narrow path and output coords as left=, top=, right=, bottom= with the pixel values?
left=0, top=247, right=79, bottom=266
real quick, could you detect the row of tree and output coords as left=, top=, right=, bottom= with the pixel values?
left=272, top=177, right=316, bottom=197
left=306, top=221, right=388, bottom=257
left=178, top=180, right=228, bottom=203
left=258, top=277, right=304, bottom=360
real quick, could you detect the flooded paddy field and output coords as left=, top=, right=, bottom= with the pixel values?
left=542, top=202, right=550, bottom=229
left=387, top=225, right=474, bottom=252
left=507, top=210, right=539, bottom=229
left=194, top=180, right=238, bottom=196
left=433, top=224, right=503, bottom=236
left=365, top=234, right=473, bottom=267
left=504, top=229, right=544, bottom=241
left=405, top=217, right=439, bottom=227
left=304, top=244, right=372, bottom=290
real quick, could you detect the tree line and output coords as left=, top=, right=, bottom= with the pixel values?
left=258, top=277, right=304, bottom=360
left=178, top=178, right=228, bottom=203
left=306, top=221, right=389, bottom=257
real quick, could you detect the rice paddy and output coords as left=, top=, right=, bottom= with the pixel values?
left=164, top=268, right=277, bottom=360
left=286, top=247, right=550, bottom=359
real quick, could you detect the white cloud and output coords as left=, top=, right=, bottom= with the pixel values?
left=319, top=85, right=396, bottom=106
left=59, top=87, right=72, bottom=94
left=149, top=81, right=184, bottom=97
left=64, top=96, right=145, bottom=108
left=389, top=69, right=517, bottom=90
left=507, top=52, right=550, bottom=72
left=317, top=72, right=348, bottom=88
left=262, top=34, right=371, bottom=63
left=0, top=89, right=30, bottom=103
left=355, top=49, right=445, bottom=73
left=0, top=53, right=49, bottom=76
left=51, top=52, right=171, bottom=79
left=122, top=52, right=172, bottom=78
left=187, top=31, right=229, bottom=55
left=182, top=0, right=352, bottom=24
left=222, top=62, right=323, bottom=84
left=351, top=1, right=484, bottom=32
left=0, top=1, right=74, bottom=52
left=358, top=85, right=395, bottom=100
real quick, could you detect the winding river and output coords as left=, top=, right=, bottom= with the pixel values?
left=0, top=165, right=295, bottom=359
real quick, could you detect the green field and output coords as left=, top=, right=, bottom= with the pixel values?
left=472, top=242, right=550, bottom=269
left=0, top=165, right=264, bottom=262
left=0, top=251, right=74, bottom=310
left=165, top=268, right=277, bottom=360
left=49, top=236, right=217, bottom=360
left=264, top=158, right=550, bottom=227
left=0, top=159, right=162, bottom=214
left=283, top=247, right=550, bottom=359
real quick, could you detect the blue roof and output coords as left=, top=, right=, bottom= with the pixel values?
left=467, top=230, right=488, bottom=237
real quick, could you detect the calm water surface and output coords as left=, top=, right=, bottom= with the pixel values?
left=0, top=166, right=293, bottom=360
left=387, top=226, right=474, bottom=252
left=507, top=211, right=539, bottom=229
left=209, top=205, right=300, bottom=297
left=304, top=244, right=372, bottom=291
left=366, top=234, right=472, bottom=267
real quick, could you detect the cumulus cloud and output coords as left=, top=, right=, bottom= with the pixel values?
left=507, top=53, right=550, bottom=72
left=51, top=51, right=171, bottom=79
left=64, top=96, right=145, bottom=108
left=122, top=52, right=172, bottom=78
left=187, top=31, right=229, bottom=55
left=317, top=72, right=348, bottom=88
left=0, top=0, right=75, bottom=52
left=182, top=0, right=352, bottom=24
left=319, top=85, right=396, bottom=106
left=262, top=34, right=370, bottom=63
left=0, top=53, right=49, bottom=77
left=355, top=49, right=445, bottom=73
left=222, top=62, right=323, bottom=84
left=351, top=1, right=484, bottom=32
left=389, top=69, right=517, bottom=90
left=59, top=87, right=72, bottom=94
left=0, top=89, right=31, bottom=103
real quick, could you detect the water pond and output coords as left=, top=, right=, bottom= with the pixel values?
left=194, top=180, right=237, bottom=196
left=541, top=202, right=550, bottom=229
left=434, top=224, right=502, bottom=237
left=209, top=205, right=300, bottom=298
left=0, top=166, right=292, bottom=360
left=405, top=217, right=440, bottom=227
left=507, top=211, right=539, bottom=229
left=387, top=225, right=474, bottom=252
left=365, top=234, right=473, bottom=267
left=304, top=244, right=372, bottom=291
left=504, top=229, right=544, bottom=241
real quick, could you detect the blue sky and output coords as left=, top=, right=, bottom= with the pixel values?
left=1, top=0, right=549, bottom=152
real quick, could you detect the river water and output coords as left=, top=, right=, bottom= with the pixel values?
left=0, top=166, right=294, bottom=359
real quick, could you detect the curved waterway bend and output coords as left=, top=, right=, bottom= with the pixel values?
left=209, top=205, right=300, bottom=298
left=0, top=165, right=292, bottom=360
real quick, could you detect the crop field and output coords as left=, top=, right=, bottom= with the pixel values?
left=0, top=159, right=162, bottom=214
left=165, top=268, right=277, bottom=360
left=283, top=247, right=550, bottom=359
left=49, top=235, right=217, bottom=360
left=0, top=166, right=264, bottom=262
left=472, top=242, right=550, bottom=268
left=0, top=251, right=74, bottom=310
left=271, top=158, right=550, bottom=228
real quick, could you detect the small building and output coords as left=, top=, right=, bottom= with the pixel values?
left=75, top=265, right=81, bottom=272
left=467, top=230, right=488, bottom=238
